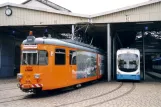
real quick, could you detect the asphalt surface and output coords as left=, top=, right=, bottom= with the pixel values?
left=0, top=74, right=161, bottom=107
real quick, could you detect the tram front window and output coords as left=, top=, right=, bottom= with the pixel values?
left=21, top=50, right=48, bottom=65
left=118, top=54, right=139, bottom=72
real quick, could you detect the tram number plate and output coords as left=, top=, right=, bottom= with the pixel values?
left=25, top=67, right=33, bottom=71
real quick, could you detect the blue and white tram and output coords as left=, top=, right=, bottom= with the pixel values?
left=116, top=48, right=140, bottom=81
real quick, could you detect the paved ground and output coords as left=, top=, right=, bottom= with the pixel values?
left=0, top=74, right=161, bottom=107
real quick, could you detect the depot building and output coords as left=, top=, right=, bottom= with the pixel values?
left=1, top=0, right=161, bottom=81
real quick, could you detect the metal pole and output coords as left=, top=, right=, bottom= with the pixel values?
left=142, top=31, right=145, bottom=80
left=107, top=24, right=111, bottom=82
left=112, top=36, right=115, bottom=80
left=13, top=36, right=16, bottom=76
left=72, top=25, right=74, bottom=40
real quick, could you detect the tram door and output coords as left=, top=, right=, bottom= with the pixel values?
left=69, top=50, right=77, bottom=81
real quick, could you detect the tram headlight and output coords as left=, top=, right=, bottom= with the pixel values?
left=34, top=74, right=40, bottom=79
left=17, top=73, right=23, bottom=79
left=117, top=70, right=121, bottom=74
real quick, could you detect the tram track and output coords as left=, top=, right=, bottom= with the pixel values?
left=0, top=86, right=25, bottom=103
left=0, top=87, right=18, bottom=91
left=0, top=87, right=27, bottom=104
left=55, top=82, right=124, bottom=107
left=0, top=82, right=135, bottom=106
left=85, top=82, right=136, bottom=107
left=0, top=82, right=119, bottom=104
left=55, top=82, right=135, bottom=107
left=0, top=95, right=26, bottom=104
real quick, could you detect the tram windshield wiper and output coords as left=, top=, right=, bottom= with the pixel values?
left=23, top=60, right=29, bottom=65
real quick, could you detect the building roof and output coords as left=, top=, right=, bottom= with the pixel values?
left=91, top=0, right=161, bottom=17
left=0, top=3, right=89, bottom=18
left=22, top=0, right=71, bottom=12
left=1, top=0, right=161, bottom=20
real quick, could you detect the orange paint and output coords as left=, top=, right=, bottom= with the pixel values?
left=19, top=44, right=104, bottom=92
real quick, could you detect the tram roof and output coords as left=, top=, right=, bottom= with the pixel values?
left=117, top=48, right=140, bottom=54
left=22, top=36, right=104, bottom=54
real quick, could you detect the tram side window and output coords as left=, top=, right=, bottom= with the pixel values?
left=70, top=51, right=76, bottom=65
left=55, top=49, right=66, bottom=65
left=39, top=50, right=48, bottom=65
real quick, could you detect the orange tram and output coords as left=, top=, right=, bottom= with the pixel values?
left=17, top=32, right=105, bottom=93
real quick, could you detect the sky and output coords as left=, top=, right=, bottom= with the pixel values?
left=0, top=0, right=149, bottom=15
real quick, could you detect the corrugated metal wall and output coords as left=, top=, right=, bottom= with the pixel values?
left=92, top=2, right=161, bottom=23
left=0, top=6, right=88, bottom=26
left=1, top=2, right=161, bottom=26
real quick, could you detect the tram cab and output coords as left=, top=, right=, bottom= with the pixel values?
left=116, top=48, right=140, bottom=81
